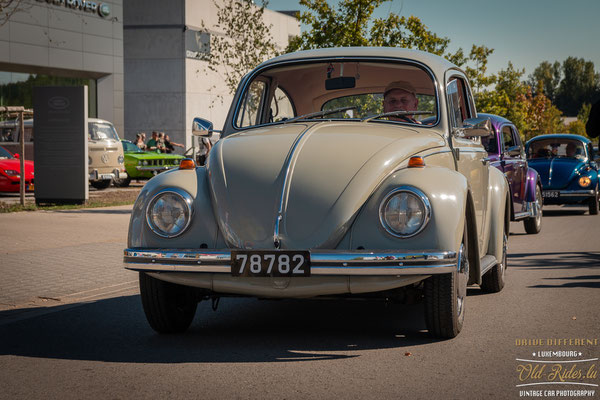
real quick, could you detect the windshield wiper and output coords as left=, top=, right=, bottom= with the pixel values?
left=284, top=106, right=357, bottom=124
left=362, top=110, right=434, bottom=123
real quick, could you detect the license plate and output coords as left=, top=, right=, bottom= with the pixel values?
left=542, top=190, right=560, bottom=199
left=231, top=250, right=311, bottom=277
left=100, top=174, right=113, bottom=180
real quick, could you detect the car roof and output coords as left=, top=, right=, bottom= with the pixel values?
left=526, top=134, right=591, bottom=144
left=478, top=113, right=513, bottom=132
left=89, top=117, right=114, bottom=125
left=257, top=47, right=460, bottom=76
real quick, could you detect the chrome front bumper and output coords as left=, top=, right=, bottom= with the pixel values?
left=136, top=165, right=179, bottom=172
left=544, top=189, right=595, bottom=197
left=124, top=249, right=458, bottom=276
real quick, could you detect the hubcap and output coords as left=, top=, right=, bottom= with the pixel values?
left=535, top=186, right=542, bottom=228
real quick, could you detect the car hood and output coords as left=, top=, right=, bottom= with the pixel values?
left=528, top=157, right=586, bottom=189
left=0, top=159, right=34, bottom=176
left=124, top=152, right=185, bottom=160
left=208, top=122, right=445, bottom=249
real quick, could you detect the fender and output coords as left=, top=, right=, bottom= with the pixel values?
left=347, top=166, right=468, bottom=256
left=127, top=167, right=221, bottom=249
left=483, top=166, right=510, bottom=284
left=524, top=167, right=541, bottom=203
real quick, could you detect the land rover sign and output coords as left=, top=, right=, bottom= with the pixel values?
left=37, top=0, right=111, bottom=18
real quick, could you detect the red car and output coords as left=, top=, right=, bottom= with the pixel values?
left=0, top=146, right=34, bottom=192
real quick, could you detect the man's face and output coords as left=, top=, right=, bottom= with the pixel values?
left=383, top=89, right=419, bottom=114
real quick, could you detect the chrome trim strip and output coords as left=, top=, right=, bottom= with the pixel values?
left=273, top=124, right=314, bottom=248
left=136, top=166, right=178, bottom=172
left=555, top=189, right=595, bottom=196
left=124, top=249, right=457, bottom=276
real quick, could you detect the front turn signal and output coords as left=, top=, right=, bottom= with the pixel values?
left=579, top=176, right=592, bottom=187
left=179, top=158, right=196, bottom=170
left=408, top=156, right=426, bottom=168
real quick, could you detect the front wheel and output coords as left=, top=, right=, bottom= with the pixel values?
left=523, top=185, right=543, bottom=234
left=139, top=272, right=198, bottom=334
left=589, top=185, right=599, bottom=215
left=90, top=179, right=111, bottom=190
left=424, top=221, right=468, bottom=339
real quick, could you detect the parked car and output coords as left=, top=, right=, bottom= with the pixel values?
left=1, top=117, right=127, bottom=190
left=479, top=113, right=543, bottom=234
left=87, top=118, right=127, bottom=190
left=0, top=146, right=34, bottom=192
left=114, top=140, right=185, bottom=187
left=526, top=134, right=599, bottom=215
left=124, top=47, right=510, bottom=338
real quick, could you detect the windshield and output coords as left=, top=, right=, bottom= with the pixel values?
left=122, top=140, right=142, bottom=152
left=528, top=139, right=586, bottom=160
left=235, top=60, right=438, bottom=129
left=0, top=146, right=14, bottom=159
left=89, top=122, right=120, bottom=141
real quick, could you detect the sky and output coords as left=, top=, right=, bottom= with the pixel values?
left=266, top=0, right=600, bottom=79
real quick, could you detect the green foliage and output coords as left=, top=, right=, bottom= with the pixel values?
left=566, top=120, right=587, bottom=136
left=201, top=0, right=279, bottom=97
left=287, top=1, right=452, bottom=55
left=556, top=57, right=600, bottom=115
left=527, top=61, right=561, bottom=102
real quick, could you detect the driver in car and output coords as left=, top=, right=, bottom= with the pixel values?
left=383, top=81, right=421, bottom=124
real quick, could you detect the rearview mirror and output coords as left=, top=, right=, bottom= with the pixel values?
left=325, top=77, right=356, bottom=90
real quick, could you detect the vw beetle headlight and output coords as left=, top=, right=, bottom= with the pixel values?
left=579, top=176, right=591, bottom=187
left=379, top=187, right=431, bottom=238
left=146, top=189, right=193, bottom=238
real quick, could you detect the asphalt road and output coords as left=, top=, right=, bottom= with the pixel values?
left=0, top=204, right=598, bottom=399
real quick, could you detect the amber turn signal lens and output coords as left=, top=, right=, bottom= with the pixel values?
left=579, top=176, right=591, bottom=187
left=408, top=156, right=426, bottom=168
left=179, top=158, right=196, bottom=170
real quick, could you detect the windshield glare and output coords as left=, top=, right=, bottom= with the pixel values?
left=89, top=122, right=119, bottom=141
left=235, top=60, right=438, bottom=128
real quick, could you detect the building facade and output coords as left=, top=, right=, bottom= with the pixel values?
left=123, top=0, right=299, bottom=149
left=0, top=0, right=124, bottom=135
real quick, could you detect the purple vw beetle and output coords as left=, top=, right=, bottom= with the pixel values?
left=480, top=113, right=543, bottom=234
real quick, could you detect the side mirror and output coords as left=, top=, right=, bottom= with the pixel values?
left=14, top=153, right=20, bottom=159
left=453, top=117, right=492, bottom=138
left=192, top=117, right=221, bottom=138
left=505, top=145, right=521, bottom=157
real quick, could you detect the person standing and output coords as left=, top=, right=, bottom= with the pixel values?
left=197, top=136, right=212, bottom=165
left=146, top=131, right=160, bottom=152
left=164, top=134, right=184, bottom=154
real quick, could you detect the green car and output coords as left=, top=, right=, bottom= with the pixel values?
left=114, top=140, right=185, bottom=187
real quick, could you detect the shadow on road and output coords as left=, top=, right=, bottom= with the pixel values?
left=0, top=295, right=441, bottom=364
left=541, top=209, right=587, bottom=217
left=53, top=209, right=132, bottom=215
left=508, top=251, right=600, bottom=289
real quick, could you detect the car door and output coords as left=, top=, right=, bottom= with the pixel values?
left=500, top=124, right=524, bottom=213
left=447, top=74, right=489, bottom=250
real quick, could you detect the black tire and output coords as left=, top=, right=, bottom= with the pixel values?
left=524, top=185, right=543, bottom=234
left=90, top=180, right=111, bottom=190
left=139, top=272, right=198, bottom=334
left=481, top=232, right=507, bottom=293
left=424, top=221, right=469, bottom=339
left=113, top=176, right=131, bottom=188
left=589, top=185, right=599, bottom=215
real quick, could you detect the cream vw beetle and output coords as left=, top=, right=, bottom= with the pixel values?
left=124, top=48, right=510, bottom=338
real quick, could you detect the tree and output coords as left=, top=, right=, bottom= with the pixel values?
left=555, top=57, right=600, bottom=116
left=287, top=1, right=452, bottom=54
left=527, top=61, right=561, bottom=102
left=200, top=0, right=279, bottom=98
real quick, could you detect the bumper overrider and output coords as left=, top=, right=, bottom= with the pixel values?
left=124, top=249, right=458, bottom=276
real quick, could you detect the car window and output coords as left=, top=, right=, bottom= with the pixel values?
left=502, top=126, right=515, bottom=151
left=447, top=78, right=471, bottom=129
left=481, top=129, right=498, bottom=153
left=0, top=146, right=14, bottom=158
left=89, top=122, right=119, bottom=141
left=237, top=80, right=267, bottom=128
left=234, top=60, right=438, bottom=129
left=269, top=87, right=295, bottom=122
left=528, top=139, right=585, bottom=159
left=123, top=141, right=141, bottom=152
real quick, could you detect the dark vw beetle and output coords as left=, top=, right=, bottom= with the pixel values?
left=526, top=134, right=599, bottom=215
left=480, top=114, right=543, bottom=233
